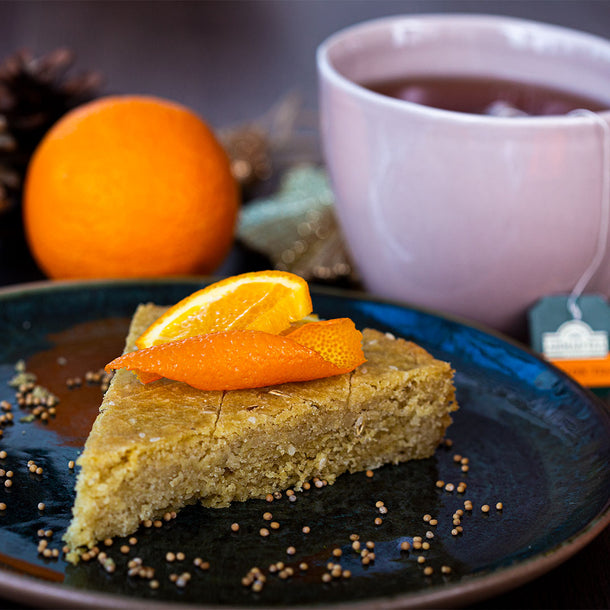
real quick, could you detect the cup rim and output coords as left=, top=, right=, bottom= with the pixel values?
left=316, top=13, right=610, bottom=126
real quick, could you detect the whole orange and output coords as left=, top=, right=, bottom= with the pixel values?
left=23, top=95, right=239, bottom=279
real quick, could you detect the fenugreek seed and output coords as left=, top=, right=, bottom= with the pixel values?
left=366, top=470, right=374, bottom=478
left=266, top=494, right=274, bottom=502
left=322, top=573, right=332, bottom=582
left=37, top=502, right=45, bottom=511
left=302, top=525, right=310, bottom=534
left=441, top=565, right=452, bottom=574
left=435, top=480, right=444, bottom=488
left=331, top=566, right=342, bottom=578
left=326, top=561, right=335, bottom=570
left=379, top=505, right=388, bottom=514
left=273, top=491, right=282, bottom=499
left=263, top=512, right=272, bottom=521
left=45, top=529, right=53, bottom=538
left=375, top=500, right=384, bottom=508
left=120, top=545, right=130, bottom=554
left=429, top=519, right=438, bottom=526
left=496, top=502, right=504, bottom=510
left=6, top=471, right=13, bottom=478
left=104, top=538, right=113, bottom=546
left=314, top=479, right=324, bottom=488
left=289, top=495, right=297, bottom=502
left=456, top=509, right=464, bottom=516
left=43, top=549, right=52, bottom=558
left=417, top=556, right=426, bottom=564
left=361, top=556, right=370, bottom=566
left=349, top=533, right=359, bottom=541
left=270, top=521, right=280, bottom=530
left=29, top=465, right=36, bottom=473
left=231, top=522, right=240, bottom=532
left=143, top=520, right=152, bottom=528
left=276, top=562, right=285, bottom=571
left=332, top=548, right=342, bottom=557
left=241, top=576, right=252, bottom=587
left=368, top=552, right=375, bottom=561
left=461, top=457, right=469, bottom=465
left=153, top=520, right=163, bottom=528
left=199, top=561, right=210, bottom=571
left=252, top=581, right=263, bottom=592
left=129, top=537, right=137, bottom=545
left=176, top=552, right=185, bottom=561
left=481, top=504, right=490, bottom=513
left=4, top=480, right=12, bottom=488
left=426, top=531, right=434, bottom=539
left=422, top=541, right=430, bottom=550
left=366, top=541, right=375, bottom=549
left=166, top=552, right=176, bottom=562
left=0, top=503, right=5, bottom=510
left=423, top=566, right=434, bottom=576
left=423, top=514, right=431, bottom=522
left=259, top=528, right=270, bottom=537
left=461, top=465, right=470, bottom=473
left=445, top=483, right=455, bottom=492
left=451, top=528, right=459, bottom=536
left=286, top=489, right=295, bottom=497
left=303, top=482, right=311, bottom=490
left=413, top=536, right=422, bottom=543
left=352, top=541, right=361, bottom=552
left=400, top=541, right=411, bottom=551
left=453, top=454, right=462, bottom=463
left=374, top=517, right=383, bottom=526
left=35, top=467, right=43, bottom=475
left=163, top=512, right=172, bottom=521
left=150, top=580, right=159, bottom=589
left=193, top=557, right=202, bottom=566
left=287, top=546, right=296, bottom=555
left=169, top=574, right=178, bottom=583
left=299, top=562, right=308, bottom=571
left=0, top=469, right=4, bottom=476
left=457, top=526, right=463, bottom=532
left=444, top=438, right=453, bottom=447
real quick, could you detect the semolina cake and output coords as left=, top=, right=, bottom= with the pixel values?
left=64, top=303, right=458, bottom=555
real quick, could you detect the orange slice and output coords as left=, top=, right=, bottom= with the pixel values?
left=106, top=318, right=365, bottom=391
left=135, top=271, right=312, bottom=348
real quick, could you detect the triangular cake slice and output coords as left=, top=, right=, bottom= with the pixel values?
left=64, top=303, right=457, bottom=554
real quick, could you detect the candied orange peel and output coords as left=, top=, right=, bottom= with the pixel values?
left=106, top=271, right=366, bottom=391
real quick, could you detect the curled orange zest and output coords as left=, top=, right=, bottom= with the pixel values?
left=105, top=318, right=365, bottom=391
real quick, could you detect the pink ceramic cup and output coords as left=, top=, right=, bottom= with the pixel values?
left=317, top=14, right=610, bottom=335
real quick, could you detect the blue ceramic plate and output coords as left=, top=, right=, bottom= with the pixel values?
left=0, top=279, right=608, bottom=609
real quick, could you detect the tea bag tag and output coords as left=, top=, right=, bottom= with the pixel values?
left=528, top=109, right=610, bottom=388
left=529, top=295, right=610, bottom=387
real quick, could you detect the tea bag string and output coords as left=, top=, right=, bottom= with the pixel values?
left=566, top=109, right=610, bottom=321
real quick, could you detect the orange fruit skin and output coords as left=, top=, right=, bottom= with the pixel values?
left=23, top=95, right=239, bottom=279
left=106, top=320, right=366, bottom=392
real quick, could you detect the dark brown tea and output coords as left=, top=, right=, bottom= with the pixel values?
left=364, top=75, right=609, bottom=116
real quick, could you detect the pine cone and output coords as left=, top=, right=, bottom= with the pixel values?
left=0, top=48, right=103, bottom=213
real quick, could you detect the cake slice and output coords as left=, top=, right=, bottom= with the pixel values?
left=64, top=303, right=457, bottom=554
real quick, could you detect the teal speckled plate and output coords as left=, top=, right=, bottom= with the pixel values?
left=0, top=279, right=608, bottom=609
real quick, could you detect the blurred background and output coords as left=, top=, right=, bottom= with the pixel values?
left=1, top=0, right=610, bottom=288
left=1, top=0, right=609, bottom=128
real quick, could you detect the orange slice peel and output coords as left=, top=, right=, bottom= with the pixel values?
left=135, top=270, right=312, bottom=348
left=106, top=319, right=366, bottom=391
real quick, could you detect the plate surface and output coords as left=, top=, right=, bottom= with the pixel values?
left=0, top=279, right=608, bottom=609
